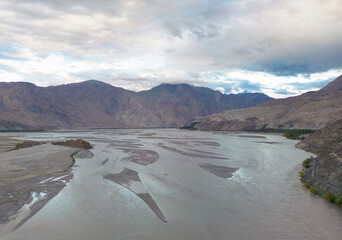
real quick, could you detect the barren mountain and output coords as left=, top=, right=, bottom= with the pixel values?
left=0, top=81, right=163, bottom=129
left=193, top=75, right=342, bottom=131
left=0, top=80, right=271, bottom=130
left=138, top=83, right=271, bottom=127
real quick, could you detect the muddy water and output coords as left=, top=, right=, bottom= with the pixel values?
left=1, top=129, right=342, bottom=240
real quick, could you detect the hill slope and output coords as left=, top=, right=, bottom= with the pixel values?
left=0, top=81, right=271, bottom=130
left=0, top=80, right=163, bottom=129
left=138, top=83, right=271, bottom=127
left=193, top=75, right=342, bottom=131
left=297, top=119, right=342, bottom=198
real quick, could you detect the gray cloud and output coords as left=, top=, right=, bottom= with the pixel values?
left=0, top=0, right=341, bottom=97
left=290, top=79, right=333, bottom=91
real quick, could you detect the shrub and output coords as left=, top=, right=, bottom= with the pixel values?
left=335, top=195, right=341, bottom=206
left=324, top=192, right=336, bottom=203
left=302, top=158, right=311, bottom=168
left=304, top=183, right=309, bottom=188
left=309, top=188, right=319, bottom=194
left=299, top=171, right=304, bottom=178
left=180, top=122, right=200, bottom=130
left=283, top=129, right=315, bottom=140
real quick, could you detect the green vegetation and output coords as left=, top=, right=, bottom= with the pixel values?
left=302, top=158, right=311, bottom=168
left=299, top=171, right=304, bottom=180
left=309, top=188, right=319, bottom=194
left=324, top=192, right=336, bottom=203
left=245, top=128, right=315, bottom=140
left=180, top=122, right=200, bottom=130
left=303, top=183, right=309, bottom=188
left=335, top=195, right=342, bottom=206
left=283, top=129, right=315, bottom=139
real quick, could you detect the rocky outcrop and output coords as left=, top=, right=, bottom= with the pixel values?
left=14, top=141, right=44, bottom=150
left=14, top=139, right=93, bottom=150
left=0, top=81, right=271, bottom=130
left=52, top=139, right=93, bottom=149
left=193, top=74, right=342, bottom=131
left=196, top=115, right=266, bottom=131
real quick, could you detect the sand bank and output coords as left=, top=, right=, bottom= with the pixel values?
left=199, top=163, right=238, bottom=179
left=104, top=168, right=167, bottom=222
left=0, top=142, right=79, bottom=232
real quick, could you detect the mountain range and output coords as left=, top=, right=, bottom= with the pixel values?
left=192, top=75, right=342, bottom=131
left=0, top=80, right=271, bottom=130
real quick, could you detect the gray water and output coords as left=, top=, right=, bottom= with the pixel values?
left=1, top=129, right=342, bottom=240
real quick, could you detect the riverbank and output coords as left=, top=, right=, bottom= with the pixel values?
left=296, top=119, right=342, bottom=208
left=299, top=157, right=342, bottom=207
left=0, top=136, right=92, bottom=233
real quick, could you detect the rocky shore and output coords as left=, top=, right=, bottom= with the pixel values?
left=297, top=119, right=342, bottom=206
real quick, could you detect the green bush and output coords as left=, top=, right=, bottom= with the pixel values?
left=299, top=171, right=304, bottom=178
left=180, top=122, right=200, bottom=130
left=309, top=188, right=319, bottom=194
left=304, top=183, right=309, bottom=188
left=283, top=129, right=315, bottom=140
left=335, top=195, right=341, bottom=206
left=245, top=129, right=315, bottom=140
left=302, top=158, right=311, bottom=168
left=324, top=192, right=336, bottom=203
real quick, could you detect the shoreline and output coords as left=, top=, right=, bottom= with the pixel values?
left=296, top=120, right=342, bottom=208
left=299, top=157, right=342, bottom=208
left=0, top=136, right=92, bottom=233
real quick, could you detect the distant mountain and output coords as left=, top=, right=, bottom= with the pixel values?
left=0, top=81, right=271, bottom=130
left=193, top=75, right=342, bottom=131
left=138, top=83, right=272, bottom=127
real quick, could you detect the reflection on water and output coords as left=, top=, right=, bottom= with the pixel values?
left=1, top=129, right=342, bottom=240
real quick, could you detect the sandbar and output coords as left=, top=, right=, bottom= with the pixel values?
left=199, top=163, right=239, bottom=179
left=104, top=168, right=167, bottom=222
left=117, top=148, right=159, bottom=166
left=0, top=141, right=79, bottom=232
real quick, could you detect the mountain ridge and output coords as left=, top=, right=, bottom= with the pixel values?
left=0, top=80, right=272, bottom=130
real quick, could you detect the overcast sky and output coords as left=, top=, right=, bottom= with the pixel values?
left=0, top=0, right=341, bottom=98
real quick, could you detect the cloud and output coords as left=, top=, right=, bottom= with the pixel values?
left=215, top=87, right=226, bottom=93
left=204, top=69, right=342, bottom=98
left=210, top=80, right=261, bottom=95
left=0, top=0, right=341, bottom=98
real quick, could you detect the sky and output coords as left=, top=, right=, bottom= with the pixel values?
left=0, top=0, right=342, bottom=98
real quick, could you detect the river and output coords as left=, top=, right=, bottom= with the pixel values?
left=1, top=129, right=342, bottom=240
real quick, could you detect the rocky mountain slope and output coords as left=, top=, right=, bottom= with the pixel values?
left=193, top=75, right=342, bottom=131
left=0, top=81, right=271, bottom=130
left=138, top=83, right=271, bottom=127
left=297, top=119, right=342, bottom=198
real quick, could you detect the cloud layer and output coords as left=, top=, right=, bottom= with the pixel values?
left=0, top=0, right=341, bottom=97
